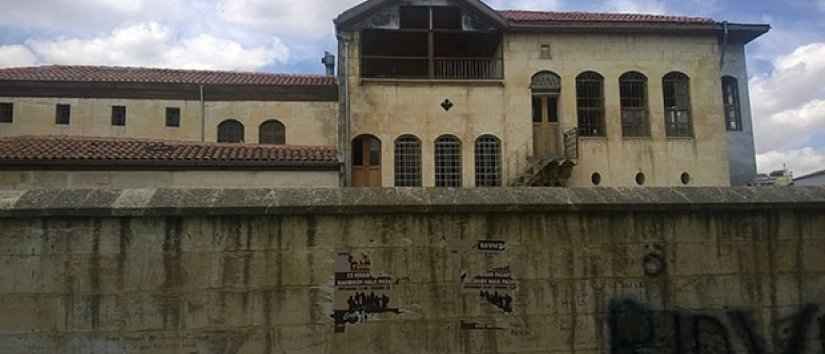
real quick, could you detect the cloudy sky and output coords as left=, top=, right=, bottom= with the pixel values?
left=1, top=0, right=824, bottom=177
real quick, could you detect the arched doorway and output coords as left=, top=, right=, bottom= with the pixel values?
left=531, top=71, right=562, bottom=158
left=352, top=135, right=382, bottom=187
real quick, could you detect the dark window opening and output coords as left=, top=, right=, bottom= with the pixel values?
left=433, top=7, right=462, bottom=30
left=681, top=172, right=691, bottom=185
left=475, top=135, right=501, bottom=187
left=395, top=135, right=422, bottom=187
left=218, top=119, right=244, bottom=143
left=166, top=107, right=181, bottom=127
left=636, top=172, right=646, bottom=186
left=0, top=103, right=11, bottom=123
left=400, top=6, right=429, bottom=29
left=619, top=72, right=649, bottom=137
left=592, top=173, right=602, bottom=186
left=663, top=72, right=693, bottom=137
left=362, top=6, right=501, bottom=80
left=435, top=135, right=462, bottom=187
left=722, top=76, right=742, bottom=131
left=111, top=106, right=126, bottom=126
left=547, top=97, right=558, bottom=123
left=532, top=96, right=543, bottom=123
left=259, top=120, right=286, bottom=145
left=56, top=104, right=71, bottom=125
left=576, top=72, right=605, bottom=136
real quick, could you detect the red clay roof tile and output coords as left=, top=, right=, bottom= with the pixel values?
left=0, top=136, right=339, bottom=169
left=0, top=65, right=336, bottom=87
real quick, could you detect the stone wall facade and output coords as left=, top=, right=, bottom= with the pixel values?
left=0, top=187, right=823, bottom=354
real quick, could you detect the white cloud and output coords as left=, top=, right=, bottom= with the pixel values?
left=0, top=45, right=38, bottom=68
left=750, top=43, right=825, bottom=154
left=487, top=0, right=562, bottom=10
left=23, top=23, right=288, bottom=71
left=757, top=148, right=825, bottom=177
left=218, top=0, right=363, bottom=39
left=602, top=0, right=666, bottom=14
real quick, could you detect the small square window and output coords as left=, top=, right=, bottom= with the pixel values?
left=540, top=44, right=552, bottom=59
left=166, top=107, right=181, bottom=127
left=56, top=104, right=71, bottom=125
left=111, top=106, right=126, bottom=126
left=0, top=103, right=13, bottom=123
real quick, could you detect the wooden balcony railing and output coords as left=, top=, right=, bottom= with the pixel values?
left=433, top=58, right=503, bottom=80
left=361, top=56, right=503, bottom=80
left=564, top=127, right=579, bottom=160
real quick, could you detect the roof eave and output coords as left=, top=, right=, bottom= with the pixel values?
left=335, top=0, right=509, bottom=31
left=718, top=23, right=771, bottom=44
left=0, top=159, right=342, bottom=171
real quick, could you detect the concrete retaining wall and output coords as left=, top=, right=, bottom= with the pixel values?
left=0, top=187, right=824, bottom=354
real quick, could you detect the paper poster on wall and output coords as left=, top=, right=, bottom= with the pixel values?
left=331, top=251, right=400, bottom=333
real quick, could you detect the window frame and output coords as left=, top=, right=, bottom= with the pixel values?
left=0, top=102, right=13, bottom=123
left=394, top=135, right=423, bottom=187
left=111, top=106, right=127, bottom=126
left=662, top=72, right=694, bottom=138
left=259, top=120, right=286, bottom=145
left=722, top=76, right=743, bottom=131
left=619, top=72, right=650, bottom=137
left=474, top=135, right=502, bottom=187
left=55, top=104, right=71, bottom=125
left=576, top=71, right=606, bottom=137
left=434, top=135, right=463, bottom=188
left=217, top=119, right=245, bottom=143
left=165, top=107, right=181, bottom=128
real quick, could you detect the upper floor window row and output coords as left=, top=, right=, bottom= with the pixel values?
left=361, top=6, right=503, bottom=81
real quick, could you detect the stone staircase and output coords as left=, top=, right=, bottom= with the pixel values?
left=509, top=157, right=576, bottom=187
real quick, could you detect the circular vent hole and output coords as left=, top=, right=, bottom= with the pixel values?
left=635, top=172, right=646, bottom=186
left=591, top=173, right=602, bottom=186
left=681, top=172, right=691, bottom=185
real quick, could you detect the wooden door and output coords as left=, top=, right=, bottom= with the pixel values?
left=532, top=96, right=560, bottom=159
left=352, top=135, right=382, bottom=187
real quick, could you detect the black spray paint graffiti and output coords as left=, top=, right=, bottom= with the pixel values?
left=331, top=252, right=400, bottom=333
left=463, top=265, right=518, bottom=313
left=480, top=290, right=513, bottom=313
left=609, top=300, right=823, bottom=354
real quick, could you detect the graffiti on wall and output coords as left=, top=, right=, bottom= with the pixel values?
left=609, top=299, right=824, bottom=354
left=331, top=252, right=400, bottom=333
left=462, top=240, right=517, bottom=314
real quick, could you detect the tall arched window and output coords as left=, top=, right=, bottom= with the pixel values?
left=475, top=135, right=502, bottom=187
left=217, top=119, right=244, bottom=143
left=619, top=72, right=649, bottom=137
left=663, top=72, right=693, bottom=137
left=259, top=120, right=286, bottom=145
left=722, top=76, right=742, bottom=131
left=395, top=135, right=422, bottom=187
left=435, top=135, right=462, bottom=187
left=576, top=71, right=605, bottom=136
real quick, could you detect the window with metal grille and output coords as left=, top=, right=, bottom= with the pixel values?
left=166, top=107, right=181, bottom=127
left=218, top=119, right=245, bottom=143
left=111, top=106, right=126, bottom=126
left=619, top=72, right=649, bottom=137
left=55, top=104, right=71, bottom=125
left=576, top=71, right=605, bottom=136
left=394, top=135, right=422, bottom=187
left=475, top=135, right=501, bottom=187
left=0, top=103, right=11, bottom=123
left=722, top=76, right=742, bottom=131
left=259, top=120, right=286, bottom=145
left=435, top=135, right=462, bottom=187
left=663, top=72, right=693, bottom=137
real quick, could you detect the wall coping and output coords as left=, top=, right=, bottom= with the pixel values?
left=1, top=187, right=824, bottom=217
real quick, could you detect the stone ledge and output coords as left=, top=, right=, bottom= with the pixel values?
left=0, top=187, right=823, bottom=217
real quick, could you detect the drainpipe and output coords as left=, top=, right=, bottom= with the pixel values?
left=720, top=21, right=729, bottom=71
left=199, top=85, right=206, bottom=142
left=337, top=31, right=353, bottom=187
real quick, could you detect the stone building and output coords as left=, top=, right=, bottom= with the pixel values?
left=0, top=0, right=769, bottom=189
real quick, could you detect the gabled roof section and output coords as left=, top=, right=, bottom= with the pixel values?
left=501, top=10, right=715, bottom=25
left=335, top=0, right=509, bottom=30
left=0, top=136, right=340, bottom=170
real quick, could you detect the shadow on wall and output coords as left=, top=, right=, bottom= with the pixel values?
left=609, top=299, right=824, bottom=354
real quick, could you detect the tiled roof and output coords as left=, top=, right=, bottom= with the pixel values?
left=0, top=65, right=336, bottom=87
left=500, top=10, right=715, bottom=25
left=0, top=136, right=339, bottom=169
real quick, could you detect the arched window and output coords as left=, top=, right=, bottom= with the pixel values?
left=619, top=72, right=649, bottom=137
left=531, top=71, right=561, bottom=124
left=218, top=119, right=244, bottom=143
left=576, top=71, right=605, bottom=136
left=722, top=76, right=742, bottom=131
left=435, top=135, right=462, bottom=187
left=663, top=72, right=693, bottom=137
left=259, top=120, right=286, bottom=145
left=475, top=135, right=502, bottom=187
left=394, top=135, right=422, bottom=187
